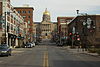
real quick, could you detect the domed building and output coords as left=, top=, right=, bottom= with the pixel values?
left=34, top=8, right=57, bottom=40
left=40, top=8, right=56, bottom=39
left=42, top=8, right=51, bottom=22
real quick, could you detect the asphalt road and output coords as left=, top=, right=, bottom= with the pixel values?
left=0, top=39, right=100, bottom=67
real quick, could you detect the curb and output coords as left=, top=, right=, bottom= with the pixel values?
left=66, top=47, right=100, bottom=57
left=82, top=52, right=100, bottom=57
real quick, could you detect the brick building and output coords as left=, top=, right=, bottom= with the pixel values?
left=14, top=5, right=34, bottom=42
left=40, top=8, right=57, bottom=39
left=34, top=9, right=57, bottom=40
left=57, top=17, right=74, bottom=38
left=68, top=15, right=100, bottom=47
left=0, top=0, right=27, bottom=47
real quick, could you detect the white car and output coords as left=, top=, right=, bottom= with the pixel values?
left=25, top=43, right=35, bottom=48
left=31, top=42, right=35, bottom=47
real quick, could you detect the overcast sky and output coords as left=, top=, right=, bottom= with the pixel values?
left=11, top=0, right=100, bottom=22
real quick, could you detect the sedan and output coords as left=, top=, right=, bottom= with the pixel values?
left=25, top=43, right=34, bottom=48
left=31, top=42, right=35, bottom=47
left=0, top=44, right=12, bottom=56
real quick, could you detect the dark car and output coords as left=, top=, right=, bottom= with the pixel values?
left=0, top=44, right=12, bottom=56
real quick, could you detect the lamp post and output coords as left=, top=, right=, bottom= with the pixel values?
left=76, top=10, right=79, bottom=15
left=76, top=10, right=88, bottom=51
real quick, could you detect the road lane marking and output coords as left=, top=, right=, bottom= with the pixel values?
left=12, top=51, right=24, bottom=53
left=43, top=51, right=49, bottom=67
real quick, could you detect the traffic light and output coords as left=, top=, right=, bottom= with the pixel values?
left=77, top=38, right=80, bottom=41
left=69, top=33, right=72, bottom=35
left=76, top=34, right=80, bottom=41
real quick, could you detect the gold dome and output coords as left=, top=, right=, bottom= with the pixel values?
left=43, top=8, right=50, bottom=16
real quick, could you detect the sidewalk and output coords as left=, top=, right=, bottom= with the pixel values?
left=65, top=46, right=100, bottom=57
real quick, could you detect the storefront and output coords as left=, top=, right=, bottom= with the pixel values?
left=8, top=33, right=17, bottom=47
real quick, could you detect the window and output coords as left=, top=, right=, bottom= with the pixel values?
left=23, top=16, right=26, bottom=18
left=28, top=21, right=30, bottom=24
left=22, top=11, right=26, bottom=13
left=18, top=11, right=21, bottom=13
left=11, top=24, right=13, bottom=30
left=66, top=20, right=71, bottom=23
left=60, top=19, right=65, bottom=23
left=28, top=11, right=31, bottom=13
left=28, top=16, right=31, bottom=18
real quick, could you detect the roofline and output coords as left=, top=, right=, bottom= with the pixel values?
left=68, top=14, right=100, bottom=25
left=14, top=7, right=34, bottom=10
left=57, top=16, right=74, bottom=18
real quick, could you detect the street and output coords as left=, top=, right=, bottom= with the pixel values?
left=0, top=39, right=100, bottom=67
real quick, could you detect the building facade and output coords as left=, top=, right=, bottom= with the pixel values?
left=34, top=9, right=57, bottom=40
left=40, top=9, right=57, bottom=39
left=0, top=0, right=27, bottom=47
left=68, top=15, right=100, bottom=47
left=57, top=17, right=74, bottom=38
left=14, top=5, right=34, bottom=42
left=33, top=22, right=41, bottom=42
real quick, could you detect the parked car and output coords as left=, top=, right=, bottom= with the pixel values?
left=0, top=44, right=12, bottom=56
left=35, top=41, right=39, bottom=45
left=25, top=42, right=35, bottom=48
left=31, top=42, right=35, bottom=47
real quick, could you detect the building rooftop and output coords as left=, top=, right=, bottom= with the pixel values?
left=14, top=7, right=34, bottom=10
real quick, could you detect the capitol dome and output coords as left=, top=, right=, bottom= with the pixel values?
left=43, top=8, right=50, bottom=16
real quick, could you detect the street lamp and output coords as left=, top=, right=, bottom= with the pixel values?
left=76, top=10, right=79, bottom=15
left=76, top=10, right=88, bottom=51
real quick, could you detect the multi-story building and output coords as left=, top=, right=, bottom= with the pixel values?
left=40, top=9, right=57, bottom=39
left=14, top=5, right=34, bottom=42
left=68, top=15, right=100, bottom=47
left=34, top=22, right=41, bottom=42
left=57, top=17, right=74, bottom=38
left=34, top=9, right=57, bottom=40
left=0, top=0, right=27, bottom=47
